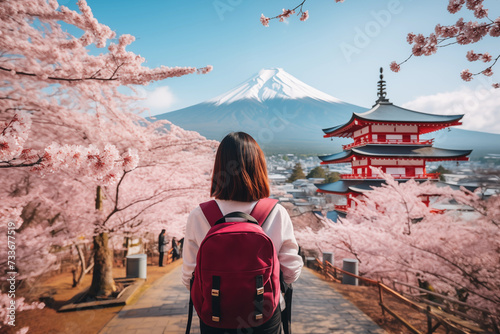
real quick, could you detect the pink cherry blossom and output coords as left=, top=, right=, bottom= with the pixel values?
left=466, top=0, right=484, bottom=11
left=278, top=9, right=294, bottom=23
left=460, top=69, right=474, bottom=81
left=300, top=10, right=309, bottom=22
left=482, top=67, right=493, bottom=76
left=281, top=8, right=295, bottom=19
left=260, top=1, right=318, bottom=25
left=406, top=32, right=416, bottom=44
left=0, top=1, right=217, bottom=326
left=389, top=61, right=400, bottom=72
left=435, top=24, right=460, bottom=38
left=489, top=18, right=500, bottom=37
left=296, top=172, right=500, bottom=313
left=0, top=112, right=32, bottom=162
left=482, top=52, right=492, bottom=62
left=197, top=65, right=213, bottom=74
left=122, top=148, right=139, bottom=172
left=387, top=0, right=499, bottom=85
left=466, top=50, right=481, bottom=61
left=260, top=14, right=270, bottom=27
left=447, top=0, right=465, bottom=14
left=473, top=5, right=488, bottom=18
left=0, top=292, right=45, bottom=327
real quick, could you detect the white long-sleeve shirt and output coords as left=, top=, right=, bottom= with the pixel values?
left=181, top=199, right=303, bottom=289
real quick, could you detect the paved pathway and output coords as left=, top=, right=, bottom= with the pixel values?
left=99, top=264, right=386, bottom=334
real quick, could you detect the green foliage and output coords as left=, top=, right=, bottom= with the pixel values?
left=287, top=163, right=306, bottom=182
left=430, top=165, right=452, bottom=181
left=306, top=166, right=327, bottom=179
left=323, top=171, right=340, bottom=184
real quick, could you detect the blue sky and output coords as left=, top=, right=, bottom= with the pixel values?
left=65, top=0, right=500, bottom=134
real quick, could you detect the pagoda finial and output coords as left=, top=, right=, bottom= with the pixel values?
left=375, top=67, right=390, bottom=105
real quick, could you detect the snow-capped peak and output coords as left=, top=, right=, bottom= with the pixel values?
left=208, top=68, right=343, bottom=105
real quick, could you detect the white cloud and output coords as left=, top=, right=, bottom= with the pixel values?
left=139, top=85, right=177, bottom=111
left=402, top=85, right=500, bottom=135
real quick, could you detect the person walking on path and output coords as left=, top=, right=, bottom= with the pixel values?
left=171, top=237, right=180, bottom=261
left=158, top=229, right=168, bottom=267
left=182, top=132, right=303, bottom=334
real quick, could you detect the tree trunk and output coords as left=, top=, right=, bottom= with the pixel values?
left=72, top=243, right=94, bottom=288
left=88, top=232, right=116, bottom=297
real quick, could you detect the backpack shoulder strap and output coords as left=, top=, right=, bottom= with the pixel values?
left=199, top=200, right=223, bottom=227
left=250, top=198, right=279, bottom=227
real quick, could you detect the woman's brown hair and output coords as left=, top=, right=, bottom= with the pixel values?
left=211, top=132, right=270, bottom=202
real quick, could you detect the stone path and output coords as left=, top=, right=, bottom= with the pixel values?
left=292, top=269, right=386, bottom=334
left=99, top=264, right=386, bottom=334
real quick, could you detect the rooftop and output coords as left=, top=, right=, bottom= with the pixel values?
left=319, top=145, right=472, bottom=163
left=323, top=68, right=464, bottom=137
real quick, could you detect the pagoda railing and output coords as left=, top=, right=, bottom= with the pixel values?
left=334, top=205, right=349, bottom=212
left=340, top=173, right=440, bottom=180
left=342, top=139, right=434, bottom=150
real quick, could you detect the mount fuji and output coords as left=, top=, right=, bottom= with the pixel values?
left=155, top=68, right=500, bottom=157
left=155, top=68, right=365, bottom=154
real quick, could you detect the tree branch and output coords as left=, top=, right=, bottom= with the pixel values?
left=0, top=156, right=44, bottom=168
left=0, top=65, right=119, bottom=82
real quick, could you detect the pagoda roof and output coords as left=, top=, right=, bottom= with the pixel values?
left=319, top=144, right=472, bottom=163
left=323, top=102, right=464, bottom=137
left=315, top=180, right=386, bottom=194
left=315, top=179, right=476, bottom=195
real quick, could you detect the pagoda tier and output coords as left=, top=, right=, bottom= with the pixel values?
left=320, top=145, right=471, bottom=163
left=319, top=144, right=471, bottom=180
left=316, top=179, right=388, bottom=213
left=315, top=68, right=472, bottom=214
left=316, top=179, right=387, bottom=194
left=315, top=179, right=473, bottom=213
left=317, top=141, right=470, bottom=188
left=323, top=102, right=464, bottom=139
left=316, top=179, right=474, bottom=195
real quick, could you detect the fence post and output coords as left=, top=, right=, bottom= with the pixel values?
left=305, top=257, right=316, bottom=270
left=426, top=306, right=432, bottom=334
left=323, top=252, right=334, bottom=267
left=342, top=259, right=358, bottom=286
left=378, top=283, right=385, bottom=316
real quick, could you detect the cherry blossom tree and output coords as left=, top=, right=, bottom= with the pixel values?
left=82, top=120, right=217, bottom=296
left=0, top=290, right=44, bottom=332
left=0, top=0, right=211, bottom=173
left=295, top=173, right=500, bottom=314
left=390, top=0, right=500, bottom=88
left=1, top=120, right=218, bottom=298
left=0, top=0, right=216, bottom=312
left=260, top=0, right=344, bottom=26
left=261, top=0, right=499, bottom=87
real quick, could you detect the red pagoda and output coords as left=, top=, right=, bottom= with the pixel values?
left=316, top=68, right=472, bottom=214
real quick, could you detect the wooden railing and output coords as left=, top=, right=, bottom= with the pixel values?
left=311, top=258, right=499, bottom=334
left=393, top=280, right=497, bottom=333
left=334, top=205, right=349, bottom=212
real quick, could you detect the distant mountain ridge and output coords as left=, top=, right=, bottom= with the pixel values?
left=155, top=68, right=500, bottom=157
left=425, top=128, right=500, bottom=158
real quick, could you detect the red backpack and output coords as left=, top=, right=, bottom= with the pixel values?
left=187, top=198, right=280, bottom=331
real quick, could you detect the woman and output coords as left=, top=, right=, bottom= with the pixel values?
left=182, top=132, right=303, bottom=334
left=171, top=237, right=180, bottom=261
left=158, top=229, right=168, bottom=267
